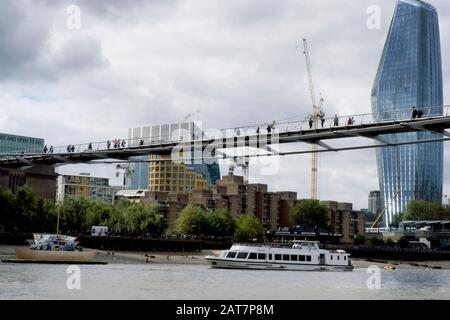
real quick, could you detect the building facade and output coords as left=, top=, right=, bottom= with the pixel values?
left=57, top=173, right=122, bottom=204
left=371, top=0, right=443, bottom=226
left=368, top=190, right=383, bottom=216
left=0, top=133, right=56, bottom=200
left=321, top=201, right=366, bottom=244
left=127, top=122, right=220, bottom=189
left=148, top=154, right=208, bottom=192
left=116, top=174, right=298, bottom=234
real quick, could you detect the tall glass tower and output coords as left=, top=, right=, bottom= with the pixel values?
left=371, top=0, right=443, bottom=227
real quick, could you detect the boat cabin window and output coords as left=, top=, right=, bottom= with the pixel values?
left=306, top=256, right=311, bottom=262
left=237, top=252, right=248, bottom=259
left=291, top=255, right=298, bottom=261
left=226, top=252, right=237, bottom=258
left=275, top=254, right=282, bottom=261
left=282, top=254, right=290, bottom=261
left=269, top=254, right=272, bottom=260
left=337, top=256, right=340, bottom=260
left=248, top=253, right=257, bottom=260
left=299, top=255, right=306, bottom=262
left=258, top=253, right=266, bottom=260
left=331, top=255, right=333, bottom=260
left=344, top=256, right=346, bottom=260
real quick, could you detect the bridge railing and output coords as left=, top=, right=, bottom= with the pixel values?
left=1, top=105, right=449, bottom=158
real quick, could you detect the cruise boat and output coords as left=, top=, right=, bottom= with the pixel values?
left=205, top=241, right=354, bottom=271
left=14, top=234, right=96, bottom=263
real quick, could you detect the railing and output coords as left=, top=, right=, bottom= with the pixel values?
left=1, top=105, right=449, bottom=158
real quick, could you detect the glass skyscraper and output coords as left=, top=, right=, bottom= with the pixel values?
left=371, top=0, right=443, bottom=226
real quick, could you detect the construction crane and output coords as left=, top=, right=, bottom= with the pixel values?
left=302, top=38, right=324, bottom=200
left=370, top=190, right=401, bottom=229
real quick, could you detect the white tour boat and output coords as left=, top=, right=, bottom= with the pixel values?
left=205, top=241, right=354, bottom=271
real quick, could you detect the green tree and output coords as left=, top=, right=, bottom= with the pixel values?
left=385, top=238, right=395, bottom=247
left=175, top=204, right=206, bottom=235
left=125, top=203, right=164, bottom=235
left=404, top=200, right=448, bottom=221
left=397, top=236, right=410, bottom=249
left=60, top=197, right=91, bottom=234
left=289, top=200, right=329, bottom=229
left=108, top=199, right=129, bottom=235
left=0, top=189, right=16, bottom=231
left=234, top=215, right=265, bottom=241
left=353, top=234, right=366, bottom=245
left=204, top=209, right=235, bottom=237
left=85, top=201, right=113, bottom=231
left=369, top=235, right=384, bottom=247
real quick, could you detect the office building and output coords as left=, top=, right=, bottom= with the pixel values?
left=56, top=173, right=122, bottom=204
left=127, top=122, right=220, bottom=189
left=368, top=190, right=383, bottom=216
left=371, top=0, right=443, bottom=226
left=0, top=132, right=56, bottom=200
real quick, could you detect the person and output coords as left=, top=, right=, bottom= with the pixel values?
left=334, top=115, right=339, bottom=127
left=267, top=124, right=272, bottom=133
left=71, top=145, right=75, bottom=152
left=121, top=140, right=126, bottom=148
left=107, top=140, right=111, bottom=149
left=256, top=127, right=260, bottom=135
left=236, top=128, right=241, bottom=136
left=417, top=109, right=423, bottom=118
left=348, top=117, right=353, bottom=125
left=43, top=145, right=48, bottom=154
left=49, top=146, right=53, bottom=153
left=67, top=145, right=71, bottom=153
left=412, top=107, right=418, bottom=119
left=309, top=116, right=313, bottom=129
left=271, top=120, right=276, bottom=130
left=318, top=111, right=325, bottom=128
left=140, top=139, right=144, bottom=146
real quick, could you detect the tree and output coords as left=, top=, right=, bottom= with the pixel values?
left=124, top=203, right=164, bottom=235
left=0, top=189, right=16, bottom=231
left=204, top=209, right=235, bottom=237
left=397, top=236, right=410, bottom=249
left=234, top=215, right=265, bottom=241
left=353, top=234, right=366, bottom=245
left=385, top=238, right=395, bottom=247
left=289, top=200, right=329, bottom=229
left=369, top=235, right=384, bottom=247
left=403, top=200, right=449, bottom=221
left=108, top=199, right=129, bottom=235
left=175, top=204, right=206, bottom=235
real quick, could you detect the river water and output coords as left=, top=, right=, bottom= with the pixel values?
left=1, top=263, right=449, bottom=300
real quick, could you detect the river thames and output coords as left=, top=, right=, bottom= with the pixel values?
left=1, top=262, right=449, bottom=300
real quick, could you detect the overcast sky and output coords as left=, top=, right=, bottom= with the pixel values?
left=1, top=0, right=450, bottom=210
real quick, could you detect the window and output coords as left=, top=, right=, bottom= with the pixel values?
left=226, top=252, right=237, bottom=258
left=237, top=252, right=248, bottom=259
left=306, top=256, right=311, bottom=262
left=291, top=255, right=298, bottom=261
left=337, top=256, right=340, bottom=260
left=299, top=255, right=305, bottom=262
left=344, top=256, right=346, bottom=261
left=331, top=255, right=333, bottom=260
left=269, top=254, right=272, bottom=260
left=258, top=253, right=266, bottom=260
left=248, top=253, right=257, bottom=260
left=282, top=254, right=290, bottom=261
left=275, top=254, right=282, bottom=261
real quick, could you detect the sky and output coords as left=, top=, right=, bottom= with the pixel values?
left=1, top=0, right=450, bottom=210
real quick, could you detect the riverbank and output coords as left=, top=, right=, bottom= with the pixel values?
left=2, top=245, right=450, bottom=269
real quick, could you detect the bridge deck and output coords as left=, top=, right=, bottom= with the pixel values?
left=1, top=115, right=450, bottom=168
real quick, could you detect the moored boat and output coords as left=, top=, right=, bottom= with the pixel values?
left=205, top=241, right=354, bottom=271
left=14, top=233, right=96, bottom=263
